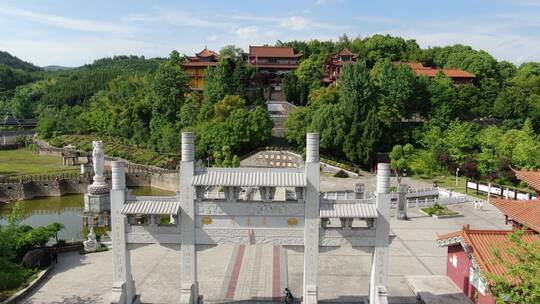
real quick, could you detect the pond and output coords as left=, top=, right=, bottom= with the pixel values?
left=0, top=187, right=176, bottom=241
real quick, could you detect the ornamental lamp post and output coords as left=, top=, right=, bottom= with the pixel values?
left=455, top=167, right=460, bottom=186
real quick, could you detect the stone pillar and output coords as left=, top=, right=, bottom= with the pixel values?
left=110, top=161, right=136, bottom=304
left=354, top=183, right=365, bottom=199
left=395, top=184, right=408, bottom=220
left=303, top=133, right=320, bottom=304
left=369, top=163, right=391, bottom=304
left=180, top=132, right=198, bottom=304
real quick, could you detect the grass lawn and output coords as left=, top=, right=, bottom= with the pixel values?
left=0, top=148, right=80, bottom=177
left=421, top=203, right=459, bottom=216
left=410, top=174, right=488, bottom=200
left=47, top=134, right=172, bottom=168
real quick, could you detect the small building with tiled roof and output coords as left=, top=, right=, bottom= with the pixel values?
left=181, top=47, right=220, bottom=90
left=490, top=198, right=540, bottom=233
left=323, top=48, right=358, bottom=85
left=437, top=225, right=539, bottom=304
left=396, top=62, right=476, bottom=85
left=513, top=169, right=540, bottom=193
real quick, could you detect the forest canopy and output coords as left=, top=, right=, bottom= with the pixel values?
left=1, top=34, right=539, bottom=176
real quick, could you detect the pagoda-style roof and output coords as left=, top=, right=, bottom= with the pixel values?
left=249, top=46, right=303, bottom=58
left=336, top=48, right=355, bottom=57
left=437, top=225, right=539, bottom=282
left=513, top=169, right=540, bottom=192
left=192, top=168, right=306, bottom=187
left=196, top=47, right=218, bottom=58
left=181, top=47, right=219, bottom=68
left=395, top=62, right=475, bottom=79
left=491, top=198, right=540, bottom=232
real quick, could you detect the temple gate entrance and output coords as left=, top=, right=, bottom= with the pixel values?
left=109, top=133, right=392, bottom=304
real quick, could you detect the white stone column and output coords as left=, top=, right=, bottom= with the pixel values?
left=303, top=133, right=320, bottom=304
left=395, top=184, right=408, bottom=220
left=369, top=163, right=391, bottom=304
left=110, top=161, right=136, bottom=304
left=180, top=132, right=198, bottom=304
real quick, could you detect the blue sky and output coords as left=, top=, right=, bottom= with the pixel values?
left=1, top=0, right=539, bottom=67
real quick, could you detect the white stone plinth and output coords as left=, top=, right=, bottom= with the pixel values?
left=84, top=192, right=111, bottom=213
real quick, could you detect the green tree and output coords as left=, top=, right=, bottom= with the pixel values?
left=47, top=222, right=64, bottom=245
left=361, top=34, right=419, bottom=67
left=444, top=121, right=478, bottom=165
left=213, top=95, right=246, bottom=122
left=295, top=57, right=324, bottom=90
left=231, top=155, right=240, bottom=167
left=487, top=229, right=540, bottom=304
left=390, top=144, right=414, bottom=183
left=339, top=61, right=377, bottom=165
left=476, top=126, right=504, bottom=176
left=284, top=107, right=309, bottom=148
left=219, top=45, right=244, bottom=58
left=409, top=150, right=440, bottom=178
left=203, top=58, right=233, bottom=104
left=152, top=53, right=188, bottom=121
left=282, top=72, right=300, bottom=104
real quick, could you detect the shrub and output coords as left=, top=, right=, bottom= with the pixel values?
left=0, top=257, right=34, bottom=291
left=334, top=170, right=349, bottom=178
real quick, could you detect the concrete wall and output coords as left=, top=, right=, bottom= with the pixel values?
left=126, top=172, right=151, bottom=188
left=151, top=173, right=179, bottom=192
left=0, top=172, right=178, bottom=202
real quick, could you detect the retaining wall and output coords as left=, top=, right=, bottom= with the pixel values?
left=0, top=172, right=174, bottom=203
left=151, top=173, right=179, bottom=192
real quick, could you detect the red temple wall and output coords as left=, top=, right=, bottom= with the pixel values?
left=446, top=245, right=496, bottom=304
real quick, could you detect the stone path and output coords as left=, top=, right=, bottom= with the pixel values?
left=21, top=200, right=508, bottom=304
left=219, top=245, right=286, bottom=301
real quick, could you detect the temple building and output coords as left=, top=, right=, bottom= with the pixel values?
left=322, top=48, right=358, bottom=85
left=248, top=46, right=302, bottom=72
left=395, top=62, right=476, bottom=85
left=437, top=225, right=539, bottom=304
left=249, top=46, right=302, bottom=91
left=491, top=198, right=540, bottom=233
left=181, top=47, right=220, bottom=90
left=437, top=168, right=540, bottom=304
left=513, top=169, right=540, bottom=195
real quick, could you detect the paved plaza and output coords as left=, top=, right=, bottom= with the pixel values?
left=21, top=197, right=509, bottom=304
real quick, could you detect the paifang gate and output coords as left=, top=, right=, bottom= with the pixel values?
left=109, top=133, right=392, bottom=304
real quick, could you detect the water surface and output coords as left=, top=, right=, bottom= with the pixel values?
left=0, top=186, right=175, bottom=241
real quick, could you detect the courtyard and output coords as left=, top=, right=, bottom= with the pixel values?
left=21, top=200, right=509, bottom=304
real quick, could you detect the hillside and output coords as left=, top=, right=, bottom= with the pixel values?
left=0, top=51, right=41, bottom=72
left=42, top=65, right=74, bottom=72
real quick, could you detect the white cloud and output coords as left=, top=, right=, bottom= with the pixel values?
left=356, top=16, right=401, bottom=25
left=513, top=0, right=540, bottom=6
left=125, top=11, right=236, bottom=29
left=280, top=16, right=308, bottom=30
left=264, top=30, right=280, bottom=38
left=235, top=26, right=258, bottom=39
left=223, top=13, right=348, bottom=31
left=207, top=34, right=218, bottom=41
left=375, top=13, right=540, bottom=64
left=316, top=0, right=344, bottom=4
left=302, top=8, right=312, bottom=14
left=0, top=6, right=131, bottom=34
